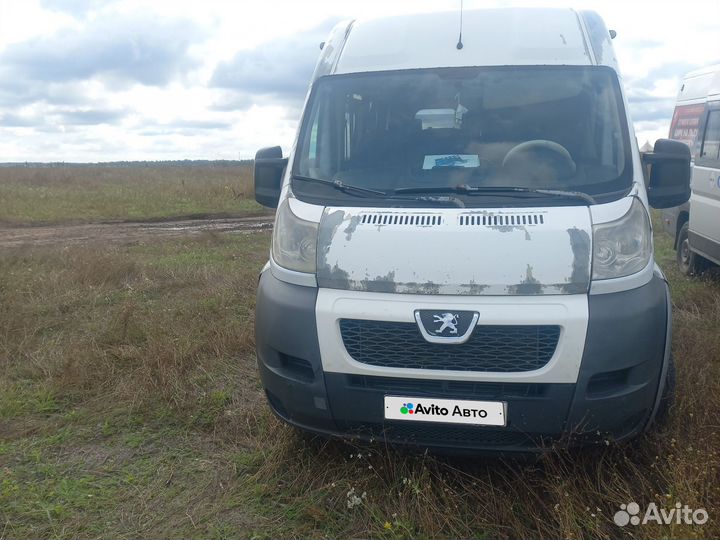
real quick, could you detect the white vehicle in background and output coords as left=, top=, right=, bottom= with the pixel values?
left=252, top=8, right=691, bottom=453
left=661, top=64, right=720, bottom=274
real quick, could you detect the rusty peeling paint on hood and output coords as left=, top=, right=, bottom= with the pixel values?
left=507, top=264, right=544, bottom=295
left=360, top=271, right=398, bottom=293
left=396, top=280, right=441, bottom=295
left=565, top=227, right=591, bottom=294
left=461, top=281, right=489, bottom=295
left=343, top=215, right=361, bottom=240
left=317, top=209, right=350, bottom=289
left=316, top=206, right=592, bottom=295
left=489, top=225, right=532, bottom=240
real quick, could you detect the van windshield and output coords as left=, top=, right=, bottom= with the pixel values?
left=293, top=66, right=632, bottom=206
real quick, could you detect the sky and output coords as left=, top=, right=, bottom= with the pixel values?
left=0, top=0, right=718, bottom=162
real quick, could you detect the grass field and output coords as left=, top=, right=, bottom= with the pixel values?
left=0, top=165, right=261, bottom=225
left=1, top=216, right=719, bottom=538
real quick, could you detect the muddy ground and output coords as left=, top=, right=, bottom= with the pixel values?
left=0, top=214, right=274, bottom=248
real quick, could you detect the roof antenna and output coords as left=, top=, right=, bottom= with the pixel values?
left=456, top=0, right=464, bottom=49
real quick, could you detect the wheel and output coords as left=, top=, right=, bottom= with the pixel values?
left=676, top=222, right=705, bottom=276
left=653, top=354, right=676, bottom=428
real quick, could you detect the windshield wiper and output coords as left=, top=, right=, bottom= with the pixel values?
left=292, top=174, right=466, bottom=207
left=393, top=185, right=597, bottom=205
left=292, top=175, right=387, bottom=197
left=528, top=188, right=597, bottom=205
left=292, top=177, right=596, bottom=205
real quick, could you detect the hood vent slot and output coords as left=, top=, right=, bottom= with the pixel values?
left=459, top=213, right=544, bottom=226
left=360, top=213, right=443, bottom=226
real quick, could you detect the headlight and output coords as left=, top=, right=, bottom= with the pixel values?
left=272, top=198, right=318, bottom=273
left=592, top=197, right=651, bottom=280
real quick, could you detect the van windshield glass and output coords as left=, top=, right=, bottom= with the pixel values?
left=293, top=66, right=632, bottom=206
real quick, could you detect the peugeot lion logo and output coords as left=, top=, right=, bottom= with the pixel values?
left=414, top=309, right=480, bottom=344
left=433, top=313, right=459, bottom=334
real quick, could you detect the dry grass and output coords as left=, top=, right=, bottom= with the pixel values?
left=0, top=164, right=260, bottom=225
left=0, top=227, right=718, bottom=539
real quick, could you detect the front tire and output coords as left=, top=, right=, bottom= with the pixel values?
left=677, top=222, right=705, bottom=276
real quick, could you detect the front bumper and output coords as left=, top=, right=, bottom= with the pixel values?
left=255, top=270, right=669, bottom=452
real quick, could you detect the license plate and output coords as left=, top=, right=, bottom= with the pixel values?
left=384, top=396, right=506, bottom=426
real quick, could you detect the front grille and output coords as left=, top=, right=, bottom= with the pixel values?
left=339, top=319, right=560, bottom=372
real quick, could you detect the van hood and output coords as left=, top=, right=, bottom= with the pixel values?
left=316, top=206, right=592, bottom=295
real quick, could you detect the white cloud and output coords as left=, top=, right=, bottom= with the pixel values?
left=0, top=0, right=718, bottom=161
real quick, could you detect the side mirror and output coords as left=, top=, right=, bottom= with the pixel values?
left=254, top=146, right=288, bottom=208
left=642, top=139, right=691, bottom=209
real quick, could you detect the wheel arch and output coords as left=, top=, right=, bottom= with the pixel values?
left=644, top=272, right=673, bottom=431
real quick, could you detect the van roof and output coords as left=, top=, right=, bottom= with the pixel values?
left=684, top=64, right=720, bottom=79
left=677, top=65, right=720, bottom=101
left=330, top=8, right=616, bottom=76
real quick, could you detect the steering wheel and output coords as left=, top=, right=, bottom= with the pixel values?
left=502, top=140, right=576, bottom=179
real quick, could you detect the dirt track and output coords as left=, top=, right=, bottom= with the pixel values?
left=0, top=215, right=274, bottom=248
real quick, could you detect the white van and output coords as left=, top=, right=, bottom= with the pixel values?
left=253, top=8, right=691, bottom=453
left=660, top=65, right=720, bottom=274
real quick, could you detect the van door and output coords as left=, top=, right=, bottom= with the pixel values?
left=690, top=102, right=720, bottom=261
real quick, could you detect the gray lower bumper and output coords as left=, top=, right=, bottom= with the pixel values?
left=255, top=269, right=670, bottom=451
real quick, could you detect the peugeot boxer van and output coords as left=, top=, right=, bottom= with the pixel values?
left=661, top=65, right=720, bottom=275
left=253, top=8, right=691, bottom=452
